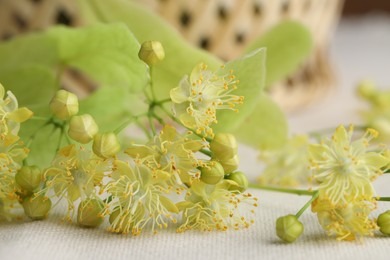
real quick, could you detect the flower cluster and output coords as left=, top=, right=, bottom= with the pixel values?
left=170, top=63, right=243, bottom=137
left=0, top=83, right=32, bottom=220
left=28, top=55, right=256, bottom=236
left=308, top=125, right=389, bottom=241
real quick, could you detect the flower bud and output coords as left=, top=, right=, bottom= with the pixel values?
left=138, top=41, right=165, bottom=66
left=15, top=166, right=42, bottom=192
left=225, top=171, right=248, bottom=192
left=50, top=90, right=79, bottom=120
left=92, top=132, right=121, bottom=158
left=200, top=161, right=224, bottom=185
left=377, top=210, right=390, bottom=235
left=357, top=80, right=376, bottom=99
left=77, top=198, right=104, bottom=228
left=276, top=215, right=304, bottom=243
left=68, top=114, right=99, bottom=144
left=22, top=195, right=51, bottom=220
left=210, top=133, right=238, bottom=161
left=218, top=155, right=239, bottom=174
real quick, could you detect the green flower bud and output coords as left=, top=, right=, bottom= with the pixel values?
left=210, top=133, right=238, bottom=161
left=377, top=210, right=390, bottom=235
left=92, top=132, right=121, bottom=158
left=225, top=171, right=248, bottom=192
left=22, top=195, right=51, bottom=220
left=68, top=114, right=99, bottom=144
left=50, top=90, right=79, bottom=120
left=200, top=161, right=225, bottom=185
left=357, top=80, right=376, bottom=99
left=276, top=215, right=304, bottom=243
left=77, top=198, right=104, bottom=228
left=138, top=41, right=165, bottom=66
left=219, top=155, right=239, bottom=174
left=15, top=166, right=42, bottom=192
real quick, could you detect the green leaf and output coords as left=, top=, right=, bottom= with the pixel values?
left=245, top=21, right=313, bottom=88
left=26, top=124, right=62, bottom=168
left=0, top=66, right=58, bottom=168
left=0, top=65, right=57, bottom=116
left=233, top=94, right=288, bottom=149
left=0, top=34, right=58, bottom=71
left=77, top=0, right=222, bottom=99
left=47, top=24, right=149, bottom=92
left=78, top=0, right=270, bottom=135
left=79, top=87, right=148, bottom=132
left=214, top=48, right=266, bottom=132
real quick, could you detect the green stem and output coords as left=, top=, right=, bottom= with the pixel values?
left=151, top=111, right=165, bottom=125
left=55, top=127, right=65, bottom=153
left=200, top=148, right=212, bottom=157
left=149, top=66, right=157, bottom=101
left=155, top=98, right=171, bottom=105
left=113, top=118, right=133, bottom=135
left=377, top=197, right=390, bottom=202
left=295, top=191, right=319, bottom=218
left=30, top=116, right=51, bottom=121
left=134, top=117, right=152, bottom=139
left=148, top=114, right=156, bottom=135
left=249, top=184, right=316, bottom=196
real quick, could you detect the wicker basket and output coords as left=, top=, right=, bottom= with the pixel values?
left=0, top=0, right=344, bottom=111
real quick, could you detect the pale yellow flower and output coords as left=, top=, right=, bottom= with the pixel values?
left=0, top=133, right=29, bottom=220
left=0, top=83, right=33, bottom=135
left=104, top=159, right=178, bottom=235
left=312, top=197, right=378, bottom=241
left=176, top=180, right=257, bottom=232
left=126, top=125, right=204, bottom=187
left=170, top=63, right=243, bottom=137
left=44, top=144, right=109, bottom=216
left=309, top=125, right=389, bottom=205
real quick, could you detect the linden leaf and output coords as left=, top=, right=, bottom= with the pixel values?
left=79, top=87, right=148, bottom=132
left=47, top=24, right=149, bottom=92
left=25, top=124, right=62, bottom=168
left=245, top=21, right=313, bottom=88
left=77, top=0, right=222, bottom=99
left=0, top=65, right=57, bottom=116
left=233, top=94, right=288, bottom=150
left=0, top=34, right=58, bottom=70
left=214, top=48, right=266, bottom=132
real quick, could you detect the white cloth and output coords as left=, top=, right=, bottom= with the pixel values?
left=2, top=14, right=390, bottom=260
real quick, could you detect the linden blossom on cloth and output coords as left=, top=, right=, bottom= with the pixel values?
left=308, top=125, right=389, bottom=205
left=170, top=63, right=243, bottom=137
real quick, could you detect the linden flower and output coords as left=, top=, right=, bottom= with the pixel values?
left=258, top=135, right=310, bottom=187
left=309, top=125, right=389, bottom=205
left=104, top=159, right=178, bottom=235
left=0, top=83, right=33, bottom=135
left=311, top=197, right=378, bottom=241
left=126, top=125, right=204, bottom=187
left=0, top=133, right=29, bottom=220
left=176, top=180, right=257, bottom=232
left=170, top=63, right=243, bottom=137
left=43, top=144, right=108, bottom=215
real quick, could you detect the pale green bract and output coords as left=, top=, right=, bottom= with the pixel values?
left=78, top=0, right=288, bottom=148
left=245, top=21, right=313, bottom=88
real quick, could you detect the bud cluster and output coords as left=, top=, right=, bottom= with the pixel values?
left=49, top=90, right=121, bottom=159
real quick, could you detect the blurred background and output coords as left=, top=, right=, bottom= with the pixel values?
left=0, top=0, right=389, bottom=128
